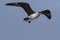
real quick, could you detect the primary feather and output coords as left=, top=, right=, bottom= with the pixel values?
left=6, top=2, right=35, bottom=16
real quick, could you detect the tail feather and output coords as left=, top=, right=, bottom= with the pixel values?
left=41, top=9, right=51, bottom=19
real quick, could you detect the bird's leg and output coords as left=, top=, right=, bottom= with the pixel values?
left=28, top=21, right=31, bottom=23
left=28, top=19, right=33, bottom=23
left=23, top=17, right=30, bottom=22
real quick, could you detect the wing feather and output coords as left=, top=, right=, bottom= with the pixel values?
left=6, top=2, right=35, bottom=16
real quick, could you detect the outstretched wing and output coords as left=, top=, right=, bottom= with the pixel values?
left=40, top=9, right=51, bottom=19
left=6, top=2, right=35, bottom=16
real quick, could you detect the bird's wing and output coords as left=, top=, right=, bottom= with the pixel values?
left=40, top=10, right=51, bottom=19
left=5, top=2, right=35, bottom=16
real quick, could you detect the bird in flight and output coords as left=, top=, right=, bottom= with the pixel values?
left=5, top=2, right=51, bottom=23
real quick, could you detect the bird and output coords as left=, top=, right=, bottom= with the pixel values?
left=5, top=2, right=51, bottom=23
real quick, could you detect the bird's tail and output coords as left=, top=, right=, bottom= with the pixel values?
left=40, top=9, right=51, bottom=19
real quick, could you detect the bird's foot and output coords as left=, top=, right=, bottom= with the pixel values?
left=28, top=21, right=31, bottom=23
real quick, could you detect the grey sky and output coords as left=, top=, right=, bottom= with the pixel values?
left=0, top=0, right=60, bottom=40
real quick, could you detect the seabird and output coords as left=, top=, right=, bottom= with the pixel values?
left=5, top=2, right=51, bottom=23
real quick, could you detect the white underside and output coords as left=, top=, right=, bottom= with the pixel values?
left=28, top=12, right=41, bottom=21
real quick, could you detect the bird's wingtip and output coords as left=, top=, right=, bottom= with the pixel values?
left=5, top=3, right=9, bottom=5
left=5, top=3, right=14, bottom=5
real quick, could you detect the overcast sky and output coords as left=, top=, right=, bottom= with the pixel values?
left=0, top=0, right=60, bottom=40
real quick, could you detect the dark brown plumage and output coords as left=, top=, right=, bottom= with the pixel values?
left=5, top=2, right=51, bottom=23
left=6, top=2, right=35, bottom=16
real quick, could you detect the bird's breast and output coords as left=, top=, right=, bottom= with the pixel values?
left=29, top=12, right=40, bottom=20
